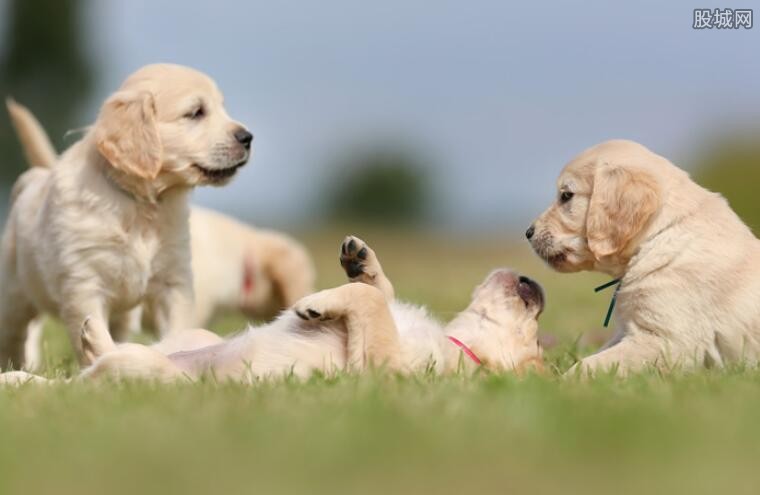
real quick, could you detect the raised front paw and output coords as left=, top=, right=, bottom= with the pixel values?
left=293, top=292, right=336, bottom=322
left=340, top=235, right=373, bottom=279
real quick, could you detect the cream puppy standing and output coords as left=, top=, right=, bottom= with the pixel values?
left=7, top=103, right=313, bottom=369
left=0, top=236, right=545, bottom=384
left=527, top=140, right=760, bottom=374
left=0, top=64, right=252, bottom=368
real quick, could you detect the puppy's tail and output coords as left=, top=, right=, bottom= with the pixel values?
left=5, top=97, right=58, bottom=168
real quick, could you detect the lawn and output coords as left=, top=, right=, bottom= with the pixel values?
left=2, top=230, right=759, bottom=494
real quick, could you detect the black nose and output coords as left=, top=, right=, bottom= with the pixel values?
left=525, top=225, right=535, bottom=240
left=235, top=129, right=253, bottom=149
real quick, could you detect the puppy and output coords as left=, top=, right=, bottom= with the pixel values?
left=185, top=206, right=316, bottom=325
left=0, top=64, right=252, bottom=368
left=528, top=139, right=760, bottom=374
left=2, top=236, right=544, bottom=384
left=7, top=103, right=312, bottom=367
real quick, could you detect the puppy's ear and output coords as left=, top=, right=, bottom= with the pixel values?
left=95, top=91, right=162, bottom=179
left=586, top=164, right=661, bottom=259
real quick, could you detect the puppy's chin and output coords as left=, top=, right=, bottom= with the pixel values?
left=191, top=160, right=247, bottom=186
left=531, top=245, right=587, bottom=273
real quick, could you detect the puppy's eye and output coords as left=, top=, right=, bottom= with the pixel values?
left=184, top=105, right=205, bottom=120
left=560, top=191, right=574, bottom=203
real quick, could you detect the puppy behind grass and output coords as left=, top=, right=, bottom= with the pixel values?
left=0, top=64, right=253, bottom=369
left=527, top=140, right=760, bottom=375
left=0, top=236, right=545, bottom=384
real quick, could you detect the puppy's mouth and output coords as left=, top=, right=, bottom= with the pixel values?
left=529, top=231, right=567, bottom=269
left=517, top=275, right=545, bottom=314
left=193, top=160, right=247, bottom=183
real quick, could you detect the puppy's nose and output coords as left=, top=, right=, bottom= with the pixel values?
left=525, top=225, right=535, bottom=240
left=234, top=129, right=253, bottom=149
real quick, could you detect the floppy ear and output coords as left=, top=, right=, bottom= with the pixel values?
left=586, top=164, right=661, bottom=259
left=95, top=90, right=162, bottom=179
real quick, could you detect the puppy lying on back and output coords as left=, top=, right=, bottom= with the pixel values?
left=0, top=236, right=545, bottom=384
left=8, top=102, right=314, bottom=368
left=527, top=140, right=760, bottom=374
left=1, top=64, right=252, bottom=368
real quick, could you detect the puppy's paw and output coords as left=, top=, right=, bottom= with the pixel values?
left=293, top=292, right=337, bottom=322
left=80, top=316, right=116, bottom=364
left=340, top=236, right=378, bottom=280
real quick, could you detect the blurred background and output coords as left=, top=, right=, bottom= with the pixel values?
left=1, top=0, right=758, bottom=233
left=0, top=0, right=758, bottom=355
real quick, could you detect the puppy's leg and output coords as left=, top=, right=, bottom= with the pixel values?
left=566, top=333, right=667, bottom=377
left=79, top=343, right=187, bottom=383
left=293, top=283, right=402, bottom=371
left=339, top=236, right=394, bottom=301
left=148, top=283, right=193, bottom=337
left=60, top=299, right=116, bottom=366
left=23, top=317, right=45, bottom=372
left=0, top=371, right=51, bottom=386
left=0, top=288, right=37, bottom=370
left=80, top=315, right=121, bottom=365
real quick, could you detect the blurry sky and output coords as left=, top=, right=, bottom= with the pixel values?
left=3, top=0, right=758, bottom=231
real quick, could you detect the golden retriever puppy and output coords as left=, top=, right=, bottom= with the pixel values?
left=185, top=207, right=316, bottom=325
left=0, top=64, right=252, bottom=368
left=7, top=103, right=310, bottom=367
left=527, top=139, right=760, bottom=374
left=0, top=236, right=545, bottom=384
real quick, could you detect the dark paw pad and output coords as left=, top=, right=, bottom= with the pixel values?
left=340, top=236, right=368, bottom=278
left=295, top=308, right=323, bottom=320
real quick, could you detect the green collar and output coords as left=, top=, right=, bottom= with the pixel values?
left=594, top=279, right=622, bottom=327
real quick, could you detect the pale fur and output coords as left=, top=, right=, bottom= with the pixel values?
left=6, top=103, right=312, bottom=367
left=0, top=236, right=544, bottom=384
left=529, top=139, right=760, bottom=375
left=185, top=207, right=316, bottom=325
left=0, top=64, right=252, bottom=369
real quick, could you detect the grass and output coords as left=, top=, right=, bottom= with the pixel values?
left=3, top=229, right=760, bottom=494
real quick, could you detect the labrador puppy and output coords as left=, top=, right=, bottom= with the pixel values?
left=527, top=139, right=760, bottom=374
left=0, top=236, right=545, bottom=384
left=0, top=64, right=252, bottom=368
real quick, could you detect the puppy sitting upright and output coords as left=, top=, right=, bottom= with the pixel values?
left=0, top=64, right=252, bottom=368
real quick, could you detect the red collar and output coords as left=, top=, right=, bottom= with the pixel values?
left=241, top=254, right=256, bottom=297
left=447, top=336, right=482, bottom=366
